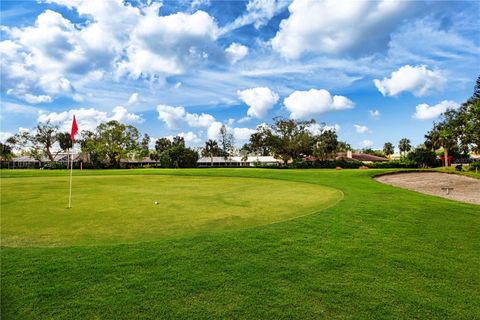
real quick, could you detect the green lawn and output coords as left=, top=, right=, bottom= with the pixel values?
left=1, top=174, right=341, bottom=247
left=1, top=168, right=479, bottom=319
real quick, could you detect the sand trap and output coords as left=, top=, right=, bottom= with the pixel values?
left=375, top=172, right=480, bottom=205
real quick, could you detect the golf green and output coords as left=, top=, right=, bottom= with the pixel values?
left=1, top=174, right=342, bottom=247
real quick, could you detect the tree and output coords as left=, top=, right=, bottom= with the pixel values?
left=34, top=122, right=59, bottom=161
left=202, top=139, right=222, bottom=166
left=362, top=148, right=386, bottom=158
left=9, top=122, right=59, bottom=161
left=336, top=141, right=351, bottom=152
left=313, top=129, right=338, bottom=161
left=140, top=134, right=150, bottom=157
left=470, top=75, right=480, bottom=103
left=424, top=74, right=480, bottom=159
left=56, top=132, right=73, bottom=152
left=172, top=136, right=185, bottom=147
left=9, top=129, right=43, bottom=161
left=261, top=117, right=315, bottom=165
left=82, top=121, right=141, bottom=168
left=248, top=131, right=270, bottom=156
left=159, top=145, right=198, bottom=168
left=456, top=99, right=480, bottom=153
left=0, top=142, right=14, bottom=161
left=398, top=138, right=412, bottom=157
left=407, top=147, right=437, bottom=168
left=219, top=125, right=234, bottom=160
left=155, top=138, right=172, bottom=154
left=383, top=142, right=394, bottom=158
left=56, top=131, right=74, bottom=168
left=425, top=114, right=458, bottom=168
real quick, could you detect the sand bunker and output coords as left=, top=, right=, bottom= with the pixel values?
left=375, top=172, right=480, bottom=205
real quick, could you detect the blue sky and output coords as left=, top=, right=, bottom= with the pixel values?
left=1, top=0, right=479, bottom=152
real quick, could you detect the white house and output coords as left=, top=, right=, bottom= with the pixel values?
left=197, top=156, right=281, bottom=167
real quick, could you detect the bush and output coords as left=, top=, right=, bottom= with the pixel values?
left=43, top=162, right=67, bottom=169
left=367, top=160, right=418, bottom=169
left=407, top=148, right=438, bottom=168
left=469, top=160, right=480, bottom=172
left=291, top=160, right=364, bottom=169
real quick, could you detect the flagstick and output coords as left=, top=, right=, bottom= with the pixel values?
left=68, top=142, right=74, bottom=208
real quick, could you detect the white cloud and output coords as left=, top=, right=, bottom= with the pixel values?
left=220, top=0, right=289, bottom=34
left=174, top=82, right=182, bottom=89
left=0, top=132, right=14, bottom=143
left=157, top=104, right=216, bottom=129
left=185, top=112, right=216, bottom=128
left=38, top=106, right=143, bottom=132
left=373, top=65, right=446, bottom=97
left=177, top=131, right=202, bottom=144
left=225, top=43, right=249, bottom=64
left=238, top=117, right=251, bottom=124
left=22, top=94, right=53, bottom=104
left=1, top=102, right=43, bottom=115
left=368, top=110, right=380, bottom=119
left=271, top=0, right=411, bottom=59
left=354, top=124, right=369, bottom=134
left=413, top=100, right=460, bottom=120
left=156, top=105, right=186, bottom=129
left=206, top=121, right=255, bottom=142
left=237, top=87, right=279, bottom=119
left=283, top=88, right=354, bottom=119
left=190, top=0, right=211, bottom=10
left=118, top=7, right=220, bottom=78
left=360, top=140, right=374, bottom=148
left=207, top=121, right=224, bottom=140
left=1, top=1, right=225, bottom=100
left=127, top=93, right=139, bottom=105
left=233, top=127, right=256, bottom=141
left=308, top=123, right=341, bottom=135
left=388, top=17, right=480, bottom=64
left=111, top=106, right=144, bottom=123
left=38, top=108, right=108, bottom=132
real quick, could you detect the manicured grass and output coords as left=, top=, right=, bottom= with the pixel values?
left=1, top=175, right=341, bottom=247
left=1, top=169, right=479, bottom=319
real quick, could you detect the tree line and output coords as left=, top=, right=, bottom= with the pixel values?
left=2, top=77, right=478, bottom=169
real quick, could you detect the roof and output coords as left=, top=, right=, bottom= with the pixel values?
left=12, top=153, right=82, bottom=162
left=12, top=156, right=40, bottom=162
left=121, top=157, right=157, bottom=163
left=197, top=156, right=280, bottom=163
left=337, top=152, right=388, bottom=162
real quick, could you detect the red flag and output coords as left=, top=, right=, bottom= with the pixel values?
left=70, top=115, right=78, bottom=141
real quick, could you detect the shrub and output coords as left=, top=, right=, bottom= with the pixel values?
left=43, top=162, right=67, bottom=169
left=407, top=148, right=438, bottom=168
left=367, top=160, right=418, bottom=169
left=469, top=160, right=480, bottom=172
left=291, top=160, right=364, bottom=169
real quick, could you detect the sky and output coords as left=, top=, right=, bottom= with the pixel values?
left=1, top=0, right=479, bottom=152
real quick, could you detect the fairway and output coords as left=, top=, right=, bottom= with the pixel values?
left=1, top=174, right=342, bottom=247
left=1, top=169, right=479, bottom=319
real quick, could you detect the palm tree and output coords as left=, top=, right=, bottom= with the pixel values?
left=398, top=138, right=411, bottom=158
left=383, top=142, right=394, bottom=158
left=425, top=121, right=457, bottom=169
left=203, top=139, right=219, bottom=167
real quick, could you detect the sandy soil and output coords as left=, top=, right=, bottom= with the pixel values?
left=375, top=172, right=480, bottom=205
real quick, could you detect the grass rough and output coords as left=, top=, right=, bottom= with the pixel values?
left=1, top=168, right=479, bottom=319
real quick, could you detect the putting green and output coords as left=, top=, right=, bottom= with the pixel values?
left=1, top=175, right=342, bottom=247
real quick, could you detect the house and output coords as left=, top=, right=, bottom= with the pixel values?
left=305, top=150, right=388, bottom=163
left=121, top=157, right=158, bottom=168
left=197, top=156, right=281, bottom=167
left=3, top=152, right=83, bottom=169
left=336, top=150, right=388, bottom=163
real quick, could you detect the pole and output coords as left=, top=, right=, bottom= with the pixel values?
left=68, top=143, right=74, bottom=208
